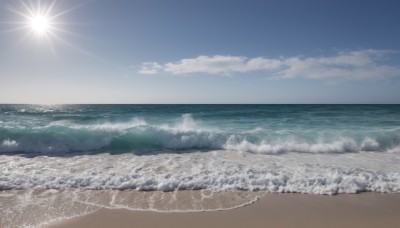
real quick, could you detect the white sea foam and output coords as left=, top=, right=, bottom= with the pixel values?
left=387, top=145, right=400, bottom=153
left=1, top=150, right=399, bottom=194
left=1, top=139, right=18, bottom=147
left=86, top=117, right=148, bottom=131
left=224, top=137, right=384, bottom=154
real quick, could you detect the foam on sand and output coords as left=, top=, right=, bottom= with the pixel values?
left=0, top=189, right=263, bottom=228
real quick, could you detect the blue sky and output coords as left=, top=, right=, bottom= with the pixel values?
left=1, top=0, right=400, bottom=103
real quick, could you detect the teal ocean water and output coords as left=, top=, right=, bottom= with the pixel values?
left=1, top=104, right=400, bottom=155
left=1, top=104, right=400, bottom=193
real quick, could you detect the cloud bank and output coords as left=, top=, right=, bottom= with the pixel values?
left=138, top=50, right=400, bottom=81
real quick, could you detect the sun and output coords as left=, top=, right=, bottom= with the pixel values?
left=3, top=0, right=60, bottom=40
left=29, top=14, right=51, bottom=36
left=4, top=0, right=92, bottom=56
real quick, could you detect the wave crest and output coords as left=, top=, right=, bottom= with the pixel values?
left=224, top=137, right=383, bottom=154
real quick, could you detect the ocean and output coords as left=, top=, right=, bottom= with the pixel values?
left=1, top=104, right=400, bottom=227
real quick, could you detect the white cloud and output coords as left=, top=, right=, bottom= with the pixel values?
left=137, top=50, right=400, bottom=81
left=275, top=50, right=399, bottom=80
left=165, top=55, right=248, bottom=75
left=163, top=55, right=284, bottom=75
left=138, top=62, right=162, bottom=75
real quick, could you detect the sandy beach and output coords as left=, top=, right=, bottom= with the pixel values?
left=48, top=193, right=400, bottom=228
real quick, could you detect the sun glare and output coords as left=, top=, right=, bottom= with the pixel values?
left=5, top=0, right=67, bottom=40
left=30, top=14, right=50, bottom=35
left=4, top=0, right=92, bottom=56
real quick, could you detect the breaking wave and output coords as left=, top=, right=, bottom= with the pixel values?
left=1, top=114, right=400, bottom=155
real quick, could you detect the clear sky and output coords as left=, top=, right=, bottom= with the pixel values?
left=1, top=0, right=400, bottom=104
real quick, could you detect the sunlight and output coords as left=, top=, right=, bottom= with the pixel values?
left=29, top=14, right=50, bottom=36
left=2, top=0, right=60, bottom=41
left=2, top=0, right=96, bottom=57
left=5, top=0, right=69, bottom=41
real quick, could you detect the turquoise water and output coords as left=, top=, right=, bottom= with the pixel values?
left=1, top=104, right=400, bottom=155
left=1, top=104, right=400, bottom=194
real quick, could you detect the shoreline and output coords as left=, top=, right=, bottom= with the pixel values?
left=47, top=192, right=400, bottom=228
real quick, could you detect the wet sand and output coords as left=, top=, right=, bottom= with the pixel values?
left=48, top=193, right=400, bottom=228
